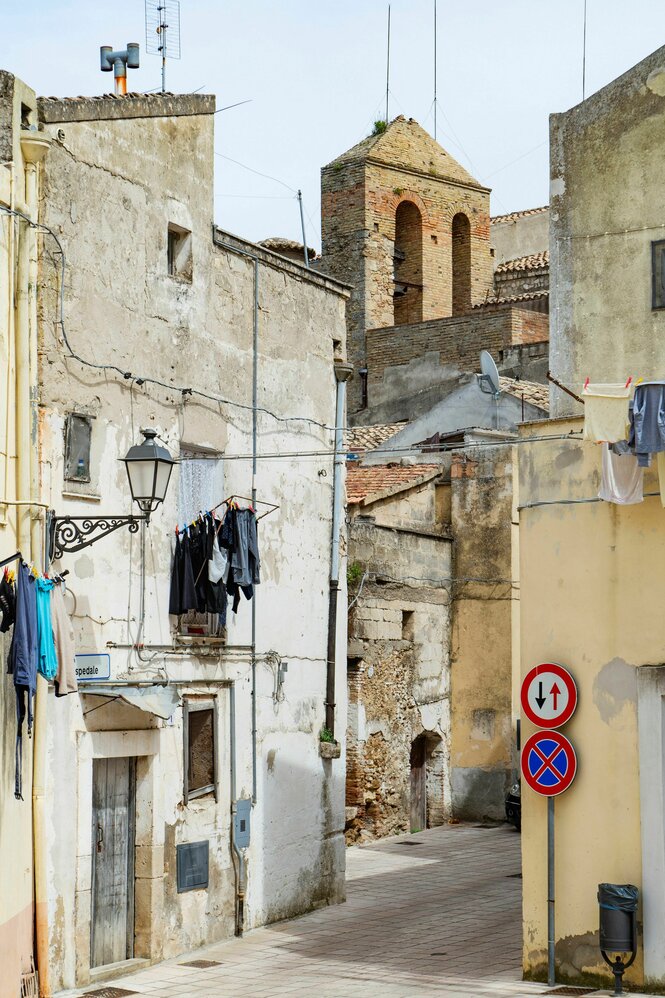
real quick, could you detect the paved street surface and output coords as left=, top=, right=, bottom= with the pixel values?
left=71, top=824, right=548, bottom=997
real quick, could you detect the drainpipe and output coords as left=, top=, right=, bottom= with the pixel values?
left=20, top=131, right=50, bottom=998
left=325, top=362, right=353, bottom=737
left=229, top=683, right=246, bottom=936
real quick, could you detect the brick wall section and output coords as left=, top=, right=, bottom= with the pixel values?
left=320, top=117, right=494, bottom=411
left=366, top=305, right=549, bottom=392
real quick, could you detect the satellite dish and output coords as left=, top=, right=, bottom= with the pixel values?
left=479, top=350, right=500, bottom=395
left=477, top=350, right=502, bottom=428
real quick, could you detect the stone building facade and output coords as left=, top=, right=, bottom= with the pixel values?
left=345, top=464, right=452, bottom=841
left=0, top=74, right=350, bottom=996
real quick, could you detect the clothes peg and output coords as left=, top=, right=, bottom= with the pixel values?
left=625, top=376, right=632, bottom=388
left=583, top=377, right=590, bottom=391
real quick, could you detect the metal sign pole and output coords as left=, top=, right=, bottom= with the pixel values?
left=548, top=795, right=555, bottom=987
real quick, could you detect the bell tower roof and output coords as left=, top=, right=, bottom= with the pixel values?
left=324, top=115, right=488, bottom=192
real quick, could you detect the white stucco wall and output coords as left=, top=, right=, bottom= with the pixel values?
left=34, top=93, right=350, bottom=990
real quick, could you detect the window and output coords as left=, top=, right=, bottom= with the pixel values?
left=402, top=610, right=415, bottom=641
left=452, top=212, right=471, bottom=315
left=64, top=413, right=92, bottom=482
left=183, top=699, right=217, bottom=802
left=394, top=200, right=423, bottom=324
left=167, top=223, right=193, bottom=281
left=652, top=240, right=665, bottom=309
left=177, top=448, right=225, bottom=638
left=359, top=368, right=368, bottom=410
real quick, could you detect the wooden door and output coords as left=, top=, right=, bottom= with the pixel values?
left=91, top=757, right=136, bottom=968
left=410, top=736, right=427, bottom=833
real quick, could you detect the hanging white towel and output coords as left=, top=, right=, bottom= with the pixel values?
left=583, top=383, right=632, bottom=443
left=208, top=530, right=229, bottom=584
left=598, top=444, right=643, bottom=505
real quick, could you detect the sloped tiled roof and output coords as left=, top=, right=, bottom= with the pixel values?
left=345, top=423, right=407, bottom=453
left=346, top=464, right=441, bottom=505
left=495, top=251, right=549, bottom=274
left=472, top=290, right=549, bottom=309
left=325, top=116, right=483, bottom=189
left=498, top=377, right=549, bottom=411
left=491, top=206, right=549, bottom=225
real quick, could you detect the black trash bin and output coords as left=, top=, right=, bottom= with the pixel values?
left=598, top=883, right=638, bottom=953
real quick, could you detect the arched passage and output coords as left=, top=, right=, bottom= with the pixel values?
left=452, top=212, right=471, bottom=315
left=394, top=200, right=423, bottom=324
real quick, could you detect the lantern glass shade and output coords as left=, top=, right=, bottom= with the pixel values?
left=122, top=428, right=175, bottom=514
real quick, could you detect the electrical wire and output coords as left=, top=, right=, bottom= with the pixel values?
left=0, top=204, right=339, bottom=433
left=214, top=152, right=297, bottom=193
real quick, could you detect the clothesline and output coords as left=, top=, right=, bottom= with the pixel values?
left=178, top=494, right=280, bottom=533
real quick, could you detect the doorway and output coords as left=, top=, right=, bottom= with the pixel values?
left=410, top=735, right=427, bottom=832
left=91, top=756, right=136, bottom=968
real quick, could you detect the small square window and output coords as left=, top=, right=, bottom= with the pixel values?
left=168, top=223, right=193, bottom=281
left=653, top=241, right=665, bottom=309
left=402, top=610, right=415, bottom=641
left=64, top=413, right=92, bottom=483
left=183, top=699, right=217, bottom=802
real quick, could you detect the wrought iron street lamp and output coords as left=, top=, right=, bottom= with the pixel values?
left=52, top=428, right=175, bottom=559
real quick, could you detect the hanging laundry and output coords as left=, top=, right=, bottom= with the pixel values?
left=36, top=577, right=58, bottom=681
left=232, top=507, right=261, bottom=587
left=208, top=519, right=229, bottom=585
left=169, top=528, right=198, bottom=616
left=628, top=382, right=665, bottom=467
left=50, top=581, right=78, bottom=696
left=7, top=562, right=38, bottom=800
left=583, top=383, right=632, bottom=443
left=0, top=568, right=16, bottom=632
left=598, top=444, right=643, bottom=505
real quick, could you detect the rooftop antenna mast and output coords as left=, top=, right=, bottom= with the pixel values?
left=582, top=0, right=588, bottom=100
left=146, top=0, right=181, bottom=93
left=385, top=4, right=391, bottom=124
left=433, top=0, right=437, bottom=140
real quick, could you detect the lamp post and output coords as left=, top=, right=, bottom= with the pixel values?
left=51, top=428, right=174, bottom=560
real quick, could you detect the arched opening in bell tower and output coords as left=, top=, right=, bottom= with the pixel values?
left=393, top=200, right=423, bottom=324
left=452, top=212, right=471, bottom=315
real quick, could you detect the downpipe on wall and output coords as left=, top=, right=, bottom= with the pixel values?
left=229, top=682, right=246, bottom=936
left=326, top=362, right=353, bottom=737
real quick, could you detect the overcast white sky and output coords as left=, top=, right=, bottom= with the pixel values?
left=2, top=2, right=663, bottom=250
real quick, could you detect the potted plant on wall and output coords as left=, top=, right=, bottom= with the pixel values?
left=319, top=727, right=341, bottom=759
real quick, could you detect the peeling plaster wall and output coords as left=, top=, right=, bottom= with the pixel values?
left=450, top=444, right=514, bottom=821
left=345, top=492, right=452, bottom=842
left=549, top=45, right=665, bottom=417
left=33, top=96, right=349, bottom=991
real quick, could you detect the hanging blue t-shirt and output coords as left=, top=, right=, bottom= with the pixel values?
left=35, top=577, right=58, bottom=681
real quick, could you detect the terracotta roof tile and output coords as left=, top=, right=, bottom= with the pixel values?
left=345, top=423, right=407, bottom=453
left=490, top=206, right=549, bottom=225
left=472, top=290, right=549, bottom=309
left=498, top=377, right=549, bottom=411
left=346, top=464, right=441, bottom=505
left=495, top=251, right=549, bottom=274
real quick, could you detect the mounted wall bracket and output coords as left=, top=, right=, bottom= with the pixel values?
left=51, top=514, right=147, bottom=560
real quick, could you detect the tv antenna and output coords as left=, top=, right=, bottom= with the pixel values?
left=145, top=0, right=181, bottom=93
left=477, top=350, right=502, bottom=428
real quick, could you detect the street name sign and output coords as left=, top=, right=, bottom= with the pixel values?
left=521, top=730, right=577, bottom=797
left=520, top=662, right=577, bottom=729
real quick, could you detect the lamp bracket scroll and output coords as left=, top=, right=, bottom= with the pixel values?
left=52, top=514, right=147, bottom=560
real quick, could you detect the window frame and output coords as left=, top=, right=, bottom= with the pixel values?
left=652, top=239, right=665, bottom=310
left=167, top=222, right=193, bottom=282
left=182, top=697, right=218, bottom=804
left=63, top=412, right=93, bottom=484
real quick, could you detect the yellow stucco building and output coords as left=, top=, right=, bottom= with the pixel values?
left=518, top=44, right=665, bottom=988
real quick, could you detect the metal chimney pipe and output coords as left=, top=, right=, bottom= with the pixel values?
left=100, top=43, right=140, bottom=95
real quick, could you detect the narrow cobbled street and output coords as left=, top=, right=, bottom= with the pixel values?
left=72, top=825, right=542, bottom=998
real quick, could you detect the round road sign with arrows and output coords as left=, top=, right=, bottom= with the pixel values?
left=521, top=663, right=578, bottom=729
left=521, top=730, right=577, bottom=796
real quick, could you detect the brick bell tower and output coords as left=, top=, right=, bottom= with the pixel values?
left=320, top=116, right=493, bottom=415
